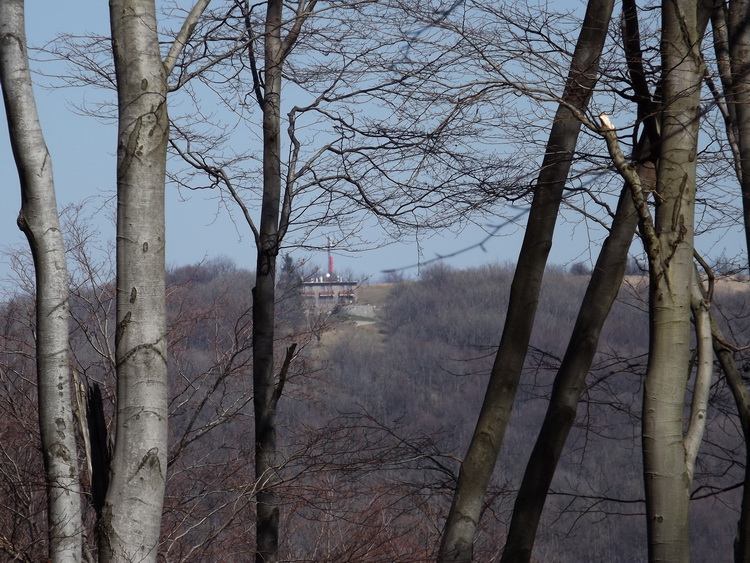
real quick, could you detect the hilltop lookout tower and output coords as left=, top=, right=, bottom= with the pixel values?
left=301, top=240, right=357, bottom=310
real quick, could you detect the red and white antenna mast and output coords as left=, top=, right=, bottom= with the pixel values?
left=327, top=237, right=334, bottom=277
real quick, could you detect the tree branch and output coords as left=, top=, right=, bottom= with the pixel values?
left=163, top=0, right=213, bottom=77
left=684, top=264, right=713, bottom=481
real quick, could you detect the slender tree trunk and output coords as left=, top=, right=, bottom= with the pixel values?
left=438, top=0, right=614, bottom=559
left=682, top=261, right=750, bottom=560
left=100, top=0, right=169, bottom=560
left=706, top=5, right=750, bottom=556
left=501, top=173, right=644, bottom=561
left=711, top=302, right=750, bottom=562
left=641, top=1, right=703, bottom=559
left=0, top=2, right=83, bottom=560
left=598, top=3, right=712, bottom=559
left=727, top=0, right=750, bottom=270
left=501, top=7, right=659, bottom=542
left=253, top=0, right=284, bottom=560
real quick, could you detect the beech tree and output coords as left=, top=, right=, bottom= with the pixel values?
left=0, top=2, right=82, bottom=560
left=499, top=0, right=657, bottom=557
left=1, top=1, right=209, bottom=560
left=22, top=0, right=521, bottom=557
left=434, top=0, right=745, bottom=560
left=99, top=2, right=213, bottom=559
left=5, top=0, right=750, bottom=560
left=99, top=1, right=172, bottom=559
left=596, top=0, right=713, bottom=557
left=439, top=0, right=615, bottom=558
left=494, top=0, right=738, bottom=559
left=250, top=1, right=314, bottom=557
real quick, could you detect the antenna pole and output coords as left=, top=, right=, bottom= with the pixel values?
left=327, top=237, right=334, bottom=276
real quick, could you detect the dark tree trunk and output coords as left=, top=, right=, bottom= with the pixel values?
left=728, top=0, right=750, bottom=271
left=501, top=176, right=643, bottom=562
left=254, top=0, right=284, bottom=560
left=438, top=0, right=615, bottom=559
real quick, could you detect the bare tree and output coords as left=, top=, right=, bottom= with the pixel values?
left=249, top=2, right=318, bottom=559
left=2, top=1, right=210, bottom=560
left=637, top=2, right=710, bottom=556
left=0, top=2, right=82, bottom=560
left=163, top=2, right=523, bottom=558
left=100, top=1, right=210, bottom=560
left=98, top=1, right=171, bottom=558
left=439, top=0, right=615, bottom=558
left=501, top=181, right=642, bottom=562
left=498, top=1, right=660, bottom=556
left=596, top=1, right=714, bottom=556
left=6, top=1, right=750, bottom=561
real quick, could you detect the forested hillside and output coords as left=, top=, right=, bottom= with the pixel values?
left=321, top=264, right=750, bottom=561
left=5, top=258, right=746, bottom=560
left=6, top=0, right=750, bottom=559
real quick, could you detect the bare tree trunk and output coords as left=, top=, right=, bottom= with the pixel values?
left=0, top=2, right=83, bottom=560
left=501, top=6, right=660, bottom=548
left=711, top=300, right=750, bottom=562
left=251, top=1, right=315, bottom=559
left=598, top=2, right=713, bottom=558
left=253, top=0, right=282, bottom=554
left=640, top=1, right=703, bottom=558
left=501, top=175, right=643, bottom=562
left=727, top=0, right=750, bottom=270
left=100, top=0, right=169, bottom=560
left=438, top=0, right=614, bottom=559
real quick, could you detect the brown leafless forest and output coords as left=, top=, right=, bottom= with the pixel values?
left=2, top=257, right=748, bottom=561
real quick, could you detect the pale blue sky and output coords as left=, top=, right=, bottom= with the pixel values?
left=1, top=2, right=743, bottom=289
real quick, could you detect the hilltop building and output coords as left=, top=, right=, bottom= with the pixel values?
left=301, top=275, right=357, bottom=309
left=301, top=240, right=357, bottom=310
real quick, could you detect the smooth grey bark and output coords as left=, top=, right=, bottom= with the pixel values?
left=641, top=1, right=704, bottom=558
left=100, top=1, right=210, bottom=559
left=501, top=177, right=643, bottom=562
left=100, top=1, right=169, bottom=560
left=601, top=3, right=712, bottom=557
left=437, top=0, right=614, bottom=559
left=0, top=1, right=83, bottom=560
